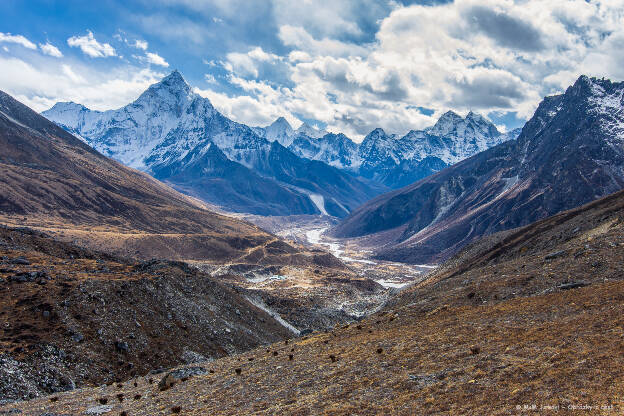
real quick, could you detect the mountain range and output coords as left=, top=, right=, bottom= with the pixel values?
left=288, top=112, right=520, bottom=188
left=42, top=71, right=380, bottom=217
left=43, top=70, right=517, bottom=217
left=334, top=75, right=624, bottom=263
left=0, top=87, right=338, bottom=266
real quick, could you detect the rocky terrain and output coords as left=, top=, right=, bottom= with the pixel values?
left=334, top=76, right=624, bottom=264
left=8, top=184, right=624, bottom=415
left=0, top=226, right=294, bottom=403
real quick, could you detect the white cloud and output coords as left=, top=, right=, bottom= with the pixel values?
left=5, top=0, right=624, bottom=142
left=271, top=0, right=363, bottom=39
left=67, top=31, right=116, bottom=58
left=224, top=46, right=280, bottom=78
left=0, top=55, right=163, bottom=112
left=145, top=52, right=169, bottom=67
left=278, top=25, right=368, bottom=58
left=209, top=0, right=624, bottom=139
left=0, top=32, right=37, bottom=50
left=134, top=39, right=148, bottom=50
left=39, top=42, right=63, bottom=58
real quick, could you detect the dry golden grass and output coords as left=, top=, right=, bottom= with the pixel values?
left=7, top=279, right=623, bottom=415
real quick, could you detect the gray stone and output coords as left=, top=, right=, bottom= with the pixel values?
left=558, top=281, right=589, bottom=290
left=159, top=366, right=208, bottom=391
left=544, top=250, right=567, bottom=260
left=114, top=341, right=128, bottom=352
left=84, top=406, right=112, bottom=415
left=181, top=350, right=209, bottom=364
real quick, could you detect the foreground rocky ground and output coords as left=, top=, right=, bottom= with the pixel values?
left=6, top=191, right=624, bottom=414
left=0, top=226, right=298, bottom=403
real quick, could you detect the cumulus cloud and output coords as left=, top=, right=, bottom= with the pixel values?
left=0, top=55, right=163, bottom=112
left=39, top=42, right=63, bottom=58
left=134, top=39, right=148, bottom=50
left=224, top=46, right=280, bottom=78
left=4, top=0, right=624, bottom=141
left=0, top=32, right=37, bottom=50
left=201, top=0, right=624, bottom=139
left=145, top=52, right=169, bottom=67
left=195, top=77, right=301, bottom=127
left=67, top=31, right=116, bottom=58
left=465, top=5, right=545, bottom=52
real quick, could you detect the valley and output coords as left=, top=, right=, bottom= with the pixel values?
left=2, top=1, right=624, bottom=413
left=8, top=187, right=624, bottom=415
left=1, top=57, right=624, bottom=415
left=239, top=214, right=434, bottom=288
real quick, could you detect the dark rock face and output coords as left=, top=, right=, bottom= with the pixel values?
left=152, top=143, right=319, bottom=216
left=334, top=76, right=624, bottom=264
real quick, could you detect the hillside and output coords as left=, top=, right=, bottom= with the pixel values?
left=9, top=185, right=624, bottom=414
left=0, top=225, right=294, bottom=403
left=0, top=88, right=320, bottom=264
left=334, top=76, right=624, bottom=264
left=0, top=90, right=394, bottom=399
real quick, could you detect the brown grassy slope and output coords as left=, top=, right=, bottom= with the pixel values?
left=0, top=226, right=294, bottom=402
left=394, top=188, right=624, bottom=310
left=0, top=90, right=280, bottom=261
left=8, top=192, right=624, bottom=414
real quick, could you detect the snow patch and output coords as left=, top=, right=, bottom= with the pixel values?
left=245, top=296, right=300, bottom=335
left=308, top=194, right=328, bottom=216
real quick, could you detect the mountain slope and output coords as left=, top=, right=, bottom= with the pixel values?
left=0, top=226, right=294, bottom=402
left=13, top=188, right=624, bottom=414
left=334, top=76, right=624, bottom=263
left=150, top=142, right=318, bottom=216
left=43, top=71, right=380, bottom=217
left=0, top=89, right=291, bottom=262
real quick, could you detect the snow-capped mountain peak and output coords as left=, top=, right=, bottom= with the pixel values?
left=361, top=128, right=392, bottom=145
left=296, top=122, right=327, bottom=139
left=42, top=70, right=220, bottom=169
left=264, top=117, right=295, bottom=146
left=426, top=110, right=495, bottom=137
left=132, top=70, right=199, bottom=115
left=43, top=101, right=90, bottom=130
left=426, top=111, right=463, bottom=135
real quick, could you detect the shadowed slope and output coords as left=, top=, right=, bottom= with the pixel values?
left=9, top=183, right=624, bottom=414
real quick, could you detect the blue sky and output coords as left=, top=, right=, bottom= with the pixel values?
left=1, top=0, right=623, bottom=139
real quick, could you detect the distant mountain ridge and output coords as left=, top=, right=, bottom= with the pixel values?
left=44, top=70, right=519, bottom=216
left=288, top=112, right=520, bottom=188
left=43, top=71, right=381, bottom=217
left=334, top=75, right=624, bottom=263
